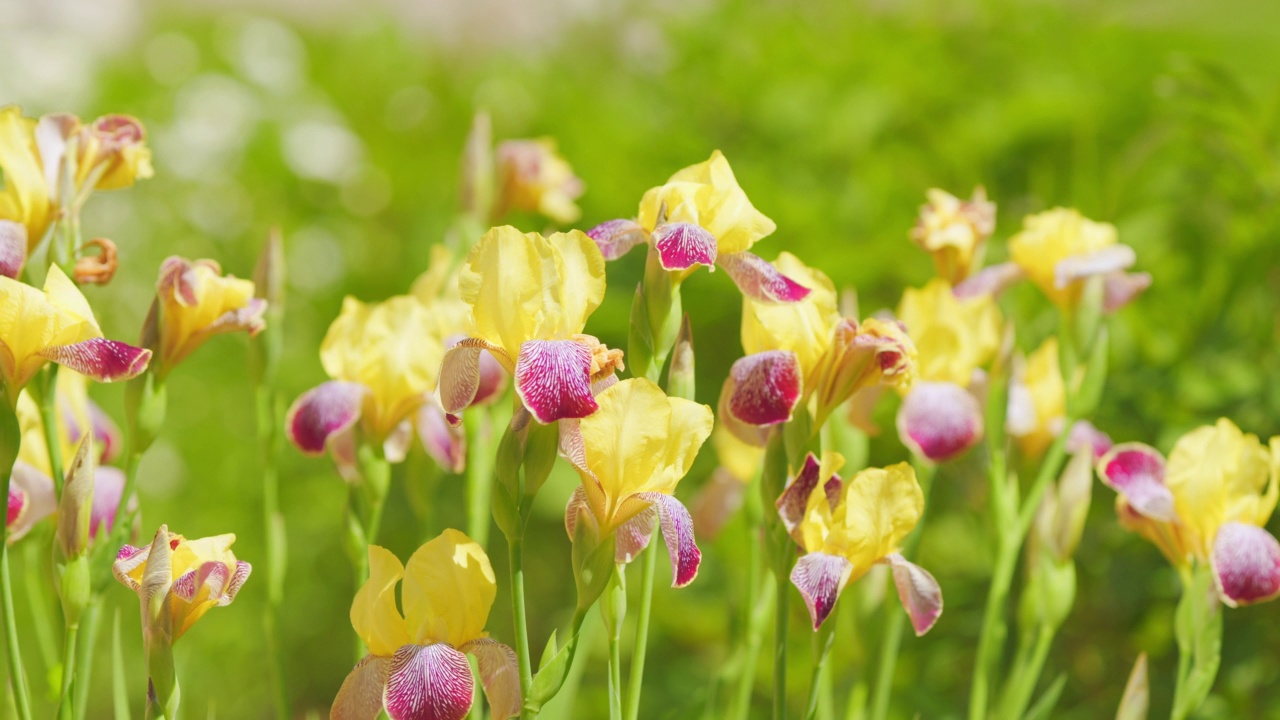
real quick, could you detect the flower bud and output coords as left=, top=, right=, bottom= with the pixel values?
left=666, top=314, right=695, bottom=401
left=896, top=381, right=984, bottom=463
left=153, top=257, right=266, bottom=375
left=495, top=138, right=584, bottom=224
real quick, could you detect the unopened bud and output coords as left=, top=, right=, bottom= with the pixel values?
left=56, top=437, right=95, bottom=561
left=460, top=111, right=494, bottom=224
left=666, top=314, right=695, bottom=401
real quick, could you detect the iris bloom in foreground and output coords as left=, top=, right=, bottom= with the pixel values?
left=587, top=151, right=811, bottom=303
left=331, top=530, right=520, bottom=720
left=563, top=378, right=713, bottom=586
left=0, top=265, right=150, bottom=399
left=1098, top=419, right=1280, bottom=606
left=113, top=526, right=251, bottom=640
left=776, top=454, right=942, bottom=632
left=440, top=226, right=620, bottom=425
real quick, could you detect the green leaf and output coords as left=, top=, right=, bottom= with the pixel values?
left=1023, top=673, right=1066, bottom=720
left=1115, top=653, right=1149, bottom=720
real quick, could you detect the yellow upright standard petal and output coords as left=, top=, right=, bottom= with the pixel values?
left=800, top=462, right=922, bottom=581
left=0, top=106, right=52, bottom=251
left=401, top=529, right=497, bottom=648
left=1009, top=208, right=1116, bottom=306
left=637, top=150, right=776, bottom=255
left=741, top=252, right=840, bottom=380
left=350, top=545, right=411, bottom=657
left=0, top=266, right=102, bottom=392
left=459, top=226, right=606, bottom=357
left=897, top=278, right=1002, bottom=386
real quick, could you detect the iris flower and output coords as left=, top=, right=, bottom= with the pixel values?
left=562, top=378, right=713, bottom=585
left=330, top=530, right=520, bottom=720
left=494, top=138, right=585, bottom=224
left=151, top=257, right=267, bottom=376
left=1098, top=419, right=1280, bottom=606
left=908, top=187, right=996, bottom=285
left=1008, top=208, right=1150, bottom=310
left=439, top=226, right=619, bottom=426
left=586, top=151, right=811, bottom=304
left=0, top=265, right=150, bottom=399
left=776, top=453, right=942, bottom=632
left=113, top=526, right=251, bottom=641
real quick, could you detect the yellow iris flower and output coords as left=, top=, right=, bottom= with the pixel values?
left=908, top=187, right=996, bottom=284
left=896, top=278, right=1002, bottom=387
left=1009, top=208, right=1119, bottom=307
left=1007, top=337, right=1065, bottom=458
left=0, top=107, right=52, bottom=251
left=332, top=530, right=521, bottom=720
left=741, top=252, right=840, bottom=381
left=495, top=138, right=585, bottom=224
left=154, top=257, right=266, bottom=374
left=636, top=150, right=777, bottom=256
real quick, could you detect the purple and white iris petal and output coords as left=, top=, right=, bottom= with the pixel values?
left=285, top=381, right=367, bottom=456
left=513, top=339, right=598, bottom=424
left=1212, top=522, right=1280, bottom=607
left=439, top=339, right=512, bottom=421
left=896, top=381, right=984, bottom=463
left=614, top=501, right=658, bottom=564
left=0, top=220, right=26, bottom=279
left=111, top=543, right=149, bottom=591
left=953, top=262, right=1025, bottom=299
left=1097, top=443, right=1176, bottom=523
left=790, top=551, right=853, bottom=629
left=1102, top=271, right=1152, bottom=313
left=384, top=643, right=476, bottom=720
left=172, top=560, right=229, bottom=603
left=726, top=351, right=802, bottom=428
left=5, top=487, right=20, bottom=528
left=650, top=222, right=718, bottom=271
left=417, top=401, right=466, bottom=474
left=443, top=335, right=507, bottom=408
left=460, top=638, right=522, bottom=719
left=331, top=654, right=392, bottom=720
left=882, top=553, right=943, bottom=636
left=775, top=454, right=822, bottom=538
left=586, top=219, right=649, bottom=261
left=221, top=561, right=252, bottom=605
left=1053, top=245, right=1136, bottom=289
left=39, top=338, right=152, bottom=383
left=627, top=492, right=702, bottom=588
left=717, top=251, right=812, bottom=303
left=207, top=297, right=268, bottom=337
left=7, top=462, right=55, bottom=543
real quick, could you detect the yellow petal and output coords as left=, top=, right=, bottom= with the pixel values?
left=0, top=106, right=52, bottom=250
left=712, top=421, right=762, bottom=483
left=801, top=463, right=922, bottom=577
left=896, top=278, right=1001, bottom=386
left=402, top=528, right=496, bottom=648
left=577, top=378, right=713, bottom=529
left=1008, top=208, right=1116, bottom=306
left=158, top=259, right=259, bottom=369
left=1010, top=338, right=1065, bottom=458
left=459, top=226, right=605, bottom=358
left=350, top=545, right=410, bottom=657
left=741, top=252, right=840, bottom=379
left=0, top=268, right=101, bottom=391
left=637, top=150, right=776, bottom=255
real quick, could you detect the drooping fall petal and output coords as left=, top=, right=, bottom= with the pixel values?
left=0, top=220, right=25, bottom=279
left=1212, top=522, right=1280, bottom=607
left=384, top=643, right=475, bottom=720
left=37, top=338, right=151, bottom=383
left=1097, top=443, right=1176, bottom=523
left=331, top=654, right=392, bottom=720
left=717, top=251, right=812, bottom=303
left=586, top=219, right=648, bottom=261
left=650, top=222, right=718, bottom=271
left=461, top=638, right=522, bottom=720
left=513, top=339, right=598, bottom=425
left=626, top=492, right=702, bottom=587
left=790, top=551, right=852, bottom=629
left=417, top=400, right=466, bottom=474
left=725, top=351, right=802, bottom=428
left=896, top=381, right=984, bottom=462
left=882, top=552, right=943, bottom=635
left=286, top=381, right=367, bottom=456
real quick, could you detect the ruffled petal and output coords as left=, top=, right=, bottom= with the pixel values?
left=38, top=338, right=151, bottom=382
left=586, top=219, right=649, bottom=261
left=895, top=381, right=984, bottom=462
left=1067, top=420, right=1113, bottom=459
left=1212, top=522, right=1280, bottom=607
left=1097, top=443, right=1176, bottom=522
left=882, top=553, right=943, bottom=635
left=461, top=638, right=522, bottom=719
left=513, top=339, right=597, bottom=424
left=627, top=492, right=701, bottom=587
left=775, top=454, right=824, bottom=539
left=331, top=654, right=391, bottom=720
left=726, top=351, right=802, bottom=428
left=384, top=643, right=475, bottom=720
left=439, top=338, right=511, bottom=421
left=0, top=220, right=25, bottom=279
left=790, top=552, right=852, bottom=629
left=286, top=381, right=368, bottom=456
left=717, top=251, right=812, bottom=303
left=651, top=222, right=718, bottom=271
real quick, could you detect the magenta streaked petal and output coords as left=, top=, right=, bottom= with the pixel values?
left=157, top=256, right=200, bottom=305
left=207, top=297, right=268, bottom=337
left=727, top=351, right=802, bottom=428
left=332, top=654, right=391, bottom=720
left=953, top=262, right=1025, bottom=299
left=38, top=338, right=151, bottom=383
left=172, top=560, right=229, bottom=602
left=1103, top=271, right=1152, bottom=313
left=285, top=381, right=367, bottom=456
left=717, top=251, right=812, bottom=303
left=775, top=454, right=822, bottom=538
left=563, top=484, right=590, bottom=540
left=5, top=487, right=20, bottom=528
left=1067, top=420, right=1113, bottom=459
left=439, top=339, right=512, bottom=421
left=220, top=561, right=252, bottom=605
left=557, top=418, right=588, bottom=475
left=461, top=638, right=522, bottom=719
left=111, top=543, right=148, bottom=591
left=651, top=222, right=718, bottom=271
left=614, top=502, right=657, bottom=564
left=883, top=553, right=943, bottom=635
left=790, top=552, right=853, bottom=629
left=1054, top=245, right=1136, bottom=289
left=1213, top=523, right=1280, bottom=607
left=1097, top=443, right=1175, bottom=522
left=586, top=219, right=649, bottom=261
left=514, top=339, right=597, bottom=424
left=895, top=381, right=984, bottom=463
left=0, top=220, right=26, bottom=279
left=7, top=462, right=55, bottom=543
left=629, top=492, right=701, bottom=588
left=417, top=401, right=466, bottom=474
left=384, top=643, right=475, bottom=720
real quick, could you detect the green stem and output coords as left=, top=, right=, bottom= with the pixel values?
left=623, top=536, right=658, bottom=720
left=508, top=534, right=535, bottom=719
left=774, top=565, right=791, bottom=720
left=21, top=540, right=58, bottom=671
left=38, top=365, right=65, bottom=496
left=111, top=609, right=131, bottom=720
left=1, top=465, right=33, bottom=720
left=72, top=597, right=103, bottom=720
left=869, top=460, right=936, bottom=720
left=609, top=619, right=624, bottom=720
left=465, top=410, right=495, bottom=548
left=804, top=626, right=835, bottom=720
left=998, top=624, right=1054, bottom=720
left=730, top=516, right=769, bottom=720
left=56, top=623, right=79, bottom=719
left=256, top=383, right=290, bottom=720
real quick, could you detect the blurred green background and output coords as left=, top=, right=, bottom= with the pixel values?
left=7, top=0, right=1280, bottom=717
